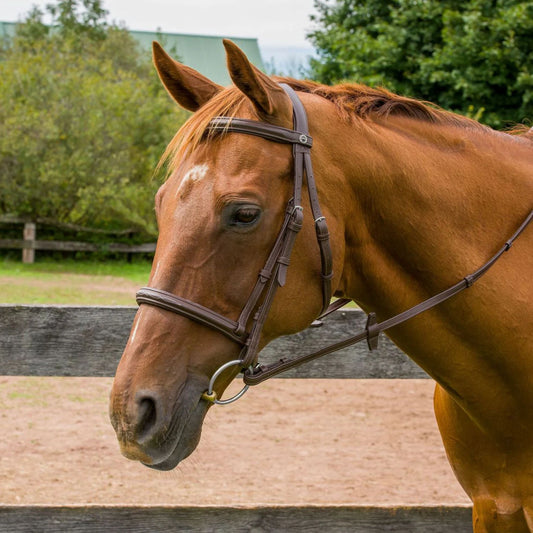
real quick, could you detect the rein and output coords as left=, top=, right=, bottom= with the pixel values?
left=136, top=83, right=533, bottom=404
left=244, top=209, right=533, bottom=385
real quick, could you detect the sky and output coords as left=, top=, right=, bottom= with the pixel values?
left=0, top=0, right=319, bottom=49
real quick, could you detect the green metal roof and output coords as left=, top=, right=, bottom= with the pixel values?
left=0, top=21, right=16, bottom=39
left=131, top=30, right=264, bottom=86
left=0, top=22, right=264, bottom=86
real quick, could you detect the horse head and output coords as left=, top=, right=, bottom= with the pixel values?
left=109, top=41, right=344, bottom=470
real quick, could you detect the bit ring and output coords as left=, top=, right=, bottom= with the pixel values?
left=201, top=359, right=251, bottom=405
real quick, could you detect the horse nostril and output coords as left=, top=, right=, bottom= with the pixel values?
left=135, top=394, right=159, bottom=443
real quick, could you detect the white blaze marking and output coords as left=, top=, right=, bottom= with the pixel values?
left=177, top=164, right=209, bottom=195
left=130, top=317, right=140, bottom=344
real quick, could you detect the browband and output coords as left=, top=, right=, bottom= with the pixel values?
left=208, top=117, right=313, bottom=148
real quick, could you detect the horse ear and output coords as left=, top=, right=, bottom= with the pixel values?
left=223, top=39, right=291, bottom=122
left=152, top=41, right=223, bottom=112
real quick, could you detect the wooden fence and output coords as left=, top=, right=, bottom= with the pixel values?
left=0, top=220, right=155, bottom=263
left=0, top=305, right=472, bottom=532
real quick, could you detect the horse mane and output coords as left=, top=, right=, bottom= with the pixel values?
left=158, top=77, right=521, bottom=177
left=276, top=77, right=486, bottom=130
left=506, top=124, right=533, bottom=140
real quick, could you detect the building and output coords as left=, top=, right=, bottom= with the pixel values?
left=131, top=30, right=264, bottom=86
left=0, top=21, right=264, bottom=86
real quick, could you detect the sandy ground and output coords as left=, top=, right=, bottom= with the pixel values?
left=0, top=270, right=470, bottom=506
left=0, top=376, right=470, bottom=506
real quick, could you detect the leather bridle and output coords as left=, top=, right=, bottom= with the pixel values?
left=137, top=83, right=334, bottom=402
left=136, top=83, right=533, bottom=404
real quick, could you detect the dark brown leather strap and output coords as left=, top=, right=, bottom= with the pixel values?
left=233, top=201, right=299, bottom=336
left=313, top=297, right=353, bottom=324
left=281, top=83, right=333, bottom=313
left=208, top=117, right=313, bottom=148
left=238, top=204, right=304, bottom=369
left=243, top=209, right=533, bottom=385
left=136, top=287, right=247, bottom=344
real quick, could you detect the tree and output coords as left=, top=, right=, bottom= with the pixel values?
left=308, top=0, right=533, bottom=128
left=0, top=1, right=186, bottom=237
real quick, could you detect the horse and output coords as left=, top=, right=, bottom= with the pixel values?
left=109, top=40, right=533, bottom=532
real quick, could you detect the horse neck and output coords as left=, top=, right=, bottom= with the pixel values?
left=321, top=114, right=533, bottom=316
left=314, top=111, right=533, bottom=436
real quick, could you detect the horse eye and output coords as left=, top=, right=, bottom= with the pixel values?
left=234, top=207, right=259, bottom=224
left=226, top=205, right=262, bottom=229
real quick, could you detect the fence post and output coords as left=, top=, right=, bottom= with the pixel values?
left=22, top=222, right=36, bottom=264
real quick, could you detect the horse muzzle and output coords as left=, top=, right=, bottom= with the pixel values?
left=109, top=374, right=210, bottom=470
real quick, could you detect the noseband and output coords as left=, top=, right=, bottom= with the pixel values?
left=136, top=83, right=334, bottom=403
left=136, top=83, right=533, bottom=405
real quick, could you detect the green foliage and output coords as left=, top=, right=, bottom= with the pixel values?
left=0, top=0, right=187, bottom=237
left=308, top=0, right=533, bottom=128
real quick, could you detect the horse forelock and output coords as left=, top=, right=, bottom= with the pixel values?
left=158, top=87, right=249, bottom=179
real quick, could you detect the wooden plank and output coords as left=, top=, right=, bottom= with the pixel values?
left=0, top=239, right=155, bottom=253
left=0, top=306, right=135, bottom=377
left=33, top=240, right=100, bottom=252
left=105, top=243, right=156, bottom=253
left=0, top=239, right=28, bottom=249
left=22, top=223, right=36, bottom=263
left=0, top=505, right=472, bottom=532
left=0, top=306, right=428, bottom=378
left=0, top=239, right=99, bottom=251
left=0, top=215, right=137, bottom=234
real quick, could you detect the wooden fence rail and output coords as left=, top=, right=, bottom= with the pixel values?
left=0, top=305, right=471, bottom=532
left=0, top=238, right=156, bottom=254
left=0, top=305, right=428, bottom=378
left=0, top=236, right=156, bottom=263
left=0, top=505, right=472, bottom=533
left=0, top=221, right=155, bottom=263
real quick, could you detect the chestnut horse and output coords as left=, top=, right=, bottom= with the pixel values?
left=110, top=40, right=533, bottom=532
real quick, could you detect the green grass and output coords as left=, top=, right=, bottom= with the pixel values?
left=0, top=257, right=358, bottom=308
left=0, top=258, right=152, bottom=305
left=0, top=257, right=152, bottom=283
